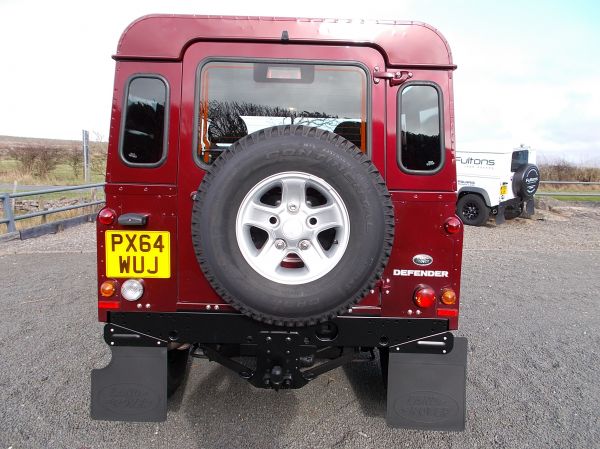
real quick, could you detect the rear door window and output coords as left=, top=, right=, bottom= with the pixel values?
left=120, top=75, right=168, bottom=166
left=195, top=61, right=368, bottom=165
left=398, top=84, right=443, bottom=173
left=511, top=150, right=529, bottom=172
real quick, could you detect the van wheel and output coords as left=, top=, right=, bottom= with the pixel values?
left=504, top=203, right=523, bottom=220
left=192, top=125, right=394, bottom=326
left=457, top=194, right=489, bottom=226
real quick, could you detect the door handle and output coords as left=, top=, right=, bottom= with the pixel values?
left=373, top=69, right=413, bottom=86
left=117, top=213, right=149, bottom=226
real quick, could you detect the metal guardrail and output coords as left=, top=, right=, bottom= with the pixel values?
left=540, top=180, right=600, bottom=185
left=537, top=180, right=600, bottom=197
left=0, top=183, right=105, bottom=234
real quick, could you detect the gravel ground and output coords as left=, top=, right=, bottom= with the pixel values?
left=0, top=206, right=599, bottom=449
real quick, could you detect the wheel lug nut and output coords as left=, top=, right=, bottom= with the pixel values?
left=288, top=203, right=298, bottom=212
left=274, top=239, right=287, bottom=250
left=299, top=240, right=310, bottom=250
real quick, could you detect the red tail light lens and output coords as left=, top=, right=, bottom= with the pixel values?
left=414, top=285, right=436, bottom=308
left=444, top=216, right=462, bottom=234
left=98, top=207, right=116, bottom=225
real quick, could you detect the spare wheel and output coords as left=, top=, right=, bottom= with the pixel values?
left=513, top=164, right=540, bottom=198
left=192, top=125, right=394, bottom=326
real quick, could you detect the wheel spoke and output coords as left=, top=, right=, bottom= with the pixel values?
left=281, top=178, right=306, bottom=208
left=252, top=239, right=285, bottom=272
left=243, top=201, right=278, bottom=230
left=298, top=241, right=329, bottom=273
left=309, top=204, right=343, bottom=232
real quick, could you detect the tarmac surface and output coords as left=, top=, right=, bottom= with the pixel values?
left=0, top=205, right=599, bottom=449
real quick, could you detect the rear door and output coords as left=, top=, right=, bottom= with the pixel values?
left=176, top=42, right=386, bottom=309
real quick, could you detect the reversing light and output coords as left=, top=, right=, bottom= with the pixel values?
left=98, top=207, right=116, bottom=225
left=444, top=216, right=462, bottom=234
left=441, top=288, right=457, bottom=305
left=414, top=285, right=436, bottom=308
left=100, top=280, right=117, bottom=297
left=121, top=279, right=144, bottom=301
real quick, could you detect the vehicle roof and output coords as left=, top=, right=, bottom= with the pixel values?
left=116, top=14, right=455, bottom=68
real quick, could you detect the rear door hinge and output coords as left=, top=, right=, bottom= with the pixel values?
left=373, top=68, right=413, bottom=86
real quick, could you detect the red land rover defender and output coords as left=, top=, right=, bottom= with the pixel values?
left=91, top=15, right=467, bottom=430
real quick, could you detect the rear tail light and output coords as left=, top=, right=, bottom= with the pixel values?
left=100, top=280, right=117, bottom=297
left=98, top=207, right=116, bottom=225
left=121, top=279, right=144, bottom=301
left=441, top=288, right=457, bottom=305
left=444, top=216, right=462, bottom=234
left=414, top=285, right=435, bottom=308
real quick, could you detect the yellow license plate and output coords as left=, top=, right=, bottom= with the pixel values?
left=500, top=185, right=508, bottom=195
left=105, top=231, right=170, bottom=278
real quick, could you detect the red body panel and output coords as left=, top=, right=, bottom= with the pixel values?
left=115, top=15, right=454, bottom=68
left=98, top=15, right=463, bottom=330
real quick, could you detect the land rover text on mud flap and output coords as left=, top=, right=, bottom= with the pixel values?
left=91, top=15, right=468, bottom=430
left=456, top=147, right=540, bottom=226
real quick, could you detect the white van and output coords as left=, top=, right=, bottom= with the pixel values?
left=456, top=147, right=540, bottom=226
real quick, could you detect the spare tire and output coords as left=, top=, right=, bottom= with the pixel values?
left=192, top=125, right=394, bottom=326
left=513, top=164, right=540, bottom=198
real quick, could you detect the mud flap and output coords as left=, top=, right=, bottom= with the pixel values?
left=91, top=346, right=167, bottom=422
left=495, top=205, right=506, bottom=224
left=525, top=199, right=535, bottom=215
left=386, top=337, right=467, bottom=431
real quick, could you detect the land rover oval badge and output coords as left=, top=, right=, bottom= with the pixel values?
left=413, top=254, right=433, bottom=266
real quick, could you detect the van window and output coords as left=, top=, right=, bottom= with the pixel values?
left=511, top=149, right=529, bottom=172
left=195, top=61, right=368, bottom=165
left=121, top=76, right=168, bottom=166
left=398, top=84, right=442, bottom=172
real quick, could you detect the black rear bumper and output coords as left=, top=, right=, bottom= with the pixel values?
left=104, top=311, right=452, bottom=389
left=104, top=311, right=449, bottom=350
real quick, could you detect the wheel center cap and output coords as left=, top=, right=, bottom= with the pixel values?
left=282, top=219, right=303, bottom=240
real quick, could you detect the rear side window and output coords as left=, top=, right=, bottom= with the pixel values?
left=511, top=150, right=529, bottom=172
left=120, top=76, right=168, bottom=166
left=195, top=61, right=368, bottom=165
left=398, top=84, right=443, bottom=172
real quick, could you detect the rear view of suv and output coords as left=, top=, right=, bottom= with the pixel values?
left=456, top=146, right=540, bottom=226
left=91, top=15, right=468, bottom=431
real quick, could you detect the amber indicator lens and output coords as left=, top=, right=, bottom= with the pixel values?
left=98, top=207, right=116, bottom=225
left=414, top=286, right=436, bottom=308
left=100, top=280, right=116, bottom=297
left=441, top=288, right=457, bottom=305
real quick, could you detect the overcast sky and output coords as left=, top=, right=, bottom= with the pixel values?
left=1, top=0, right=598, bottom=163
